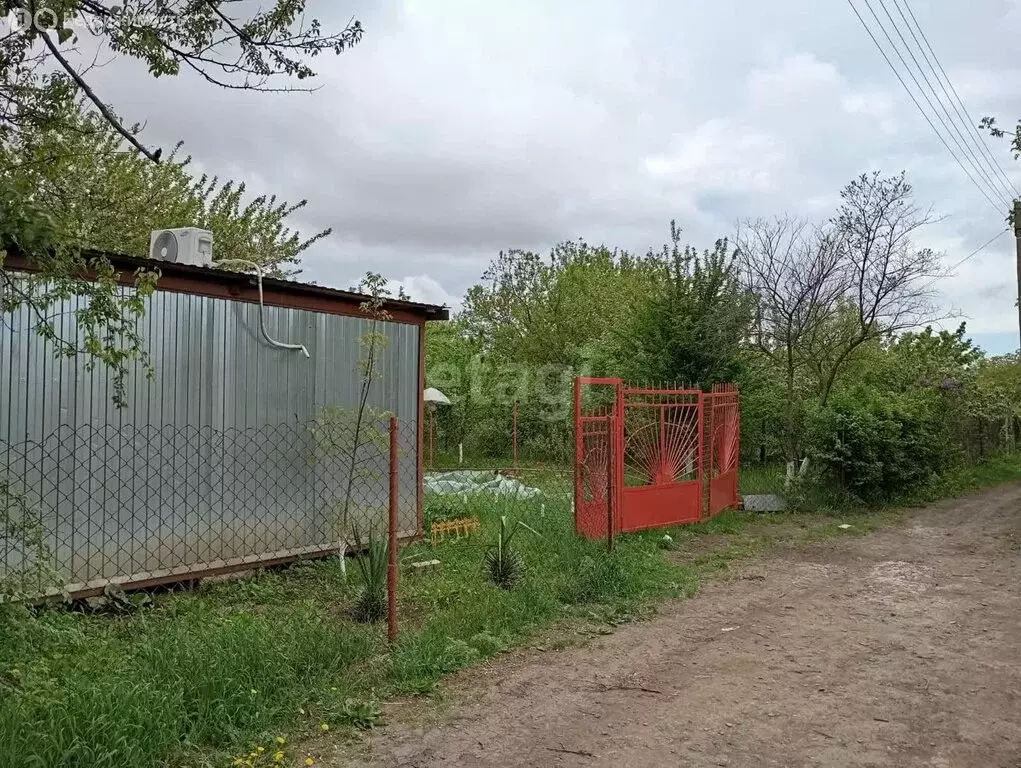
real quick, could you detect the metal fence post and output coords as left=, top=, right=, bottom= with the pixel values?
left=606, top=413, right=615, bottom=553
left=513, top=398, right=519, bottom=469
left=388, top=416, right=399, bottom=644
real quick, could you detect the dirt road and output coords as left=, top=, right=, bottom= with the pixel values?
left=353, top=483, right=1021, bottom=768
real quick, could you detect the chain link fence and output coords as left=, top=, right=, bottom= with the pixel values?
left=1, top=417, right=419, bottom=598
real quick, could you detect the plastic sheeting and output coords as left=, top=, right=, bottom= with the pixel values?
left=424, top=470, right=541, bottom=499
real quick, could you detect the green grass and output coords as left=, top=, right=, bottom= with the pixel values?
left=904, top=452, right=1021, bottom=503
left=2, top=453, right=1019, bottom=768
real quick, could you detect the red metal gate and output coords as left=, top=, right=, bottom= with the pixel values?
left=707, top=383, right=740, bottom=516
left=574, top=378, right=740, bottom=539
left=573, top=378, right=620, bottom=540
left=620, top=387, right=703, bottom=531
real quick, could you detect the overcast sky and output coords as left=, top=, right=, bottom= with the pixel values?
left=89, top=0, right=1021, bottom=354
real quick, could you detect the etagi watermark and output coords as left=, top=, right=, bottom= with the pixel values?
left=5, top=4, right=164, bottom=35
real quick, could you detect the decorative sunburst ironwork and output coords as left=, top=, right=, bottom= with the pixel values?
left=623, top=401, right=700, bottom=486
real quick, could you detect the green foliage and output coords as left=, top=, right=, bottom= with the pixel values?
left=739, top=173, right=945, bottom=461
left=351, top=537, right=388, bottom=623
left=484, top=516, right=538, bottom=590
left=613, top=222, right=753, bottom=386
left=0, top=478, right=58, bottom=604
left=424, top=495, right=467, bottom=528
left=2, top=2, right=362, bottom=155
left=2, top=104, right=330, bottom=408
left=338, top=698, right=383, bottom=730
left=807, top=387, right=953, bottom=502
left=4, top=108, right=331, bottom=276
left=430, top=223, right=752, bottom=465
left=796, top=321, right=1021, bottom=502
left=1, top=233, right=159, bottom=408
left=460, top=239, right=658, bottom=366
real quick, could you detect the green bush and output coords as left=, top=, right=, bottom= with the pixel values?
left=807, top=387, right=954, bottom=503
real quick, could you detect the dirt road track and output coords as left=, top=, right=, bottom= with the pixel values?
left=352, top=483, right=1021, bottom=768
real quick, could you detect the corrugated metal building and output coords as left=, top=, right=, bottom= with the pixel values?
left=1, top=251, right=448, bottom=596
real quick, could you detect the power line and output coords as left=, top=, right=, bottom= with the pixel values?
left=859, top=0, right=1011, bottom=210
left=949, top=228, right=1010, bottom=270
left=878, top=0, right=1014, bottom=207
left=897, top=0, right=1019, bottom=200
left=919, top=228, right=1009, bottom=296
left=890, top=0, right=1018, bottom=203
left=846, top=0, right=1006, bottom=218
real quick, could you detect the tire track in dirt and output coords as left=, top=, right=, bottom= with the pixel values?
left=346, top=483, right=1021, bottom=768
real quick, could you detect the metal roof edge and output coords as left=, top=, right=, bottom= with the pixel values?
left=2, top=245, right=451, bottom=321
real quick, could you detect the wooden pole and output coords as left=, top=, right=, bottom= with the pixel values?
left=1014, top=200, right=1021, bottom=352
left=387, top=416, right=399, bottom=644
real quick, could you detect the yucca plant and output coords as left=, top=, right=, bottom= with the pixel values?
left=484, top=516, right=539, bottom=590
left=351, top=534, right=388, bottom=623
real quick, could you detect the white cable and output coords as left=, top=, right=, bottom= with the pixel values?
left=215, top=258, right=311, bottom=359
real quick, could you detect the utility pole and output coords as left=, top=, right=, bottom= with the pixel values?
left=1015, top=200, right=1021, bottom=352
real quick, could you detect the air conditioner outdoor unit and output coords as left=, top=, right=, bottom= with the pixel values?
left=149, top=228, right=213, bottom=267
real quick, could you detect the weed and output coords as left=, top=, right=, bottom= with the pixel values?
left=338, top=698, right=383, bottom=730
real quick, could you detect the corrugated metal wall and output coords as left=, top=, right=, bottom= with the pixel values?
left=1, top=285, right=421, bottom=593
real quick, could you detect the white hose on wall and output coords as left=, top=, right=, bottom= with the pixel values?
left=216, top=258, right=311, bottom=358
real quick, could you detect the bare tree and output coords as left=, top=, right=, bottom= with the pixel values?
left=819, top=171, right=947, bottom=404
left=739, top=172, right=947, bottom=461
left=739, top=216, right=846, bottom=462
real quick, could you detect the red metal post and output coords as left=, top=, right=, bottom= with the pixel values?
left=388, top=416, right=399, bottom=644
left=573, top=378, right=582, bottom=535
left=699, top=391, right=708, bottom=521
left=606, top=413, right=615, bottom=552
left=735, top=388, right=742, bottom=508
left=428, top=409, right=435, bottom=469
left=512, top=398, right=518, bottom=469
left=614, top=381, right=625, bottom=534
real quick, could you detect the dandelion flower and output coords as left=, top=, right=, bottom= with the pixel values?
left=305, top=758, right=315, bottom=766
left=274, top=751, right=285, bottom=763
left=256, top=746, right=265, bottom=754
left=275, top=737, right=286, bottom=746
left=320, top=723, right=329, bottom=731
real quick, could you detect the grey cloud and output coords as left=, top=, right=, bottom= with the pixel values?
left=78, top=0, right=1021, bottom=351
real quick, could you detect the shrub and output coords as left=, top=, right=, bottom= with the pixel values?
left=807, top=387, right=953, bottom=502
left=351, top=537, right=388, bottom=623
left=484, top=516, right=539, bottom=589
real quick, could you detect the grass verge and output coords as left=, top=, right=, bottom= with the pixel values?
left=2, top=453, right=1019, bottom=768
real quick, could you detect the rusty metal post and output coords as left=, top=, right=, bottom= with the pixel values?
left=513, top=398, right=518, bottom=469
left=388, top=416, right=399, bottom=644
left=428, top=408, right=435, bottom=469
left=606, top=413, right=615, bottom=553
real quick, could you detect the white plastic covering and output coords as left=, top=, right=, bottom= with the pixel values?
left=424, top=470, right=541, bottom=499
